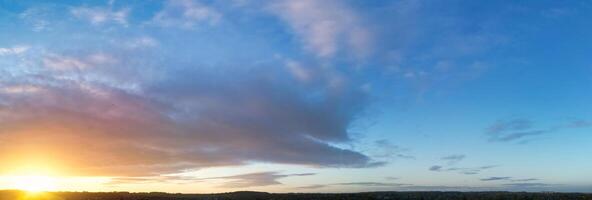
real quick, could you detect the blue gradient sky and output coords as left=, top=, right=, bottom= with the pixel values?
left=0, top=0, right=591, bottom=193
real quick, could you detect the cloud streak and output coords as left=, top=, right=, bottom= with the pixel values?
left=486, top=118, right=592, bottom=142
left=198, top=172, right=315, bottom=188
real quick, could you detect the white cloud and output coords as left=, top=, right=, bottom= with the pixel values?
left=285, top=60, right=311, bottom=82
left=71, top=6, right=130, bottom=26
left=0, top=46, right=30, bottom=56
left=43, top=53, right=118, bottom=71
left=19, top=8, right=51, bottom=32
left=269, top=0, right=373, bottom=58
left=124, top=36, right=159, bottom=49
left=151, top=0, right=221, bottom=29
left=43, top=55, right=89, bottom=70
left=0, top=85, right=41, bottom=94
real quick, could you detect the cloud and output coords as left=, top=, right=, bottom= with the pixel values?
left=0, top=46, right=30, bottom=56
left=511, top=178, right=539, bottom=182
left=334, top=182, right=410, bottom=187
left=19, top=8, right=52, bottom=31
left=295, top=184, right=327, bottom=190
left=494, top=130, right=548, bottom=142
left=42, top=53, right=118, bottom=71
left=430, top=165, right=497, bottom=175
left=487, top=119, right=533, bottom=134
left=372, top=139, right=415, bottom=160
left=198, top=172, right=315, bottom=188
left=485, top=118, right=549, bottom=142
left=269, top=0, right=373, bottom=58
left=151, top=0, right=221, bottom=29
left=566, top=120, right=592, bottom=128
left=485, top=118, right=591, bottom=142
left=502, top=182, right=558, bottom=190
left=285, top=60, right=312, bottom=82
left=0, top=48, right=381, bottom=176
left=429, top=165, right=443, bottom=171
left=480, top=176, right=512, bottom=181
left=71, top=6, right=130, bottom=26
left=480, top=177, right=539, bottom=182
left=295, top=181, right=411, bottom=190
left=441, top=154, right=465, bottom=165
left=123, top=36, right=159, bottom=49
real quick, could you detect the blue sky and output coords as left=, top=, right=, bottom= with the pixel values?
left=0, top=0, right=591, bottom=193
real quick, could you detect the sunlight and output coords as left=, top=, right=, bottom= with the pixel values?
left=8, top=175, right=58, bottom=192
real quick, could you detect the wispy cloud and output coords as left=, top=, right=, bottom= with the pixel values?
left=198, top=172, right=315, bottom=188
left=71, top=6, right=130, bottom=26
left=19, top=7, right=52, bottom=31
left=441, top=154, right=465, bottom=165
left=269, top=0, right=373, bottom=58
left=371, top=139, right=415, bottom=160
left=486, top=118, right=592, bottom=143
left=151, top=0, right=221, bottom=29
left=480, top=177, right=512, bottom=181
left=430, top=165, right=497, bottom=175
left=480, top=176, right=539, bottom=182
left=0, top=46, right=30, bottom=56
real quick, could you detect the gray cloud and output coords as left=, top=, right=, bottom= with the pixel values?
left=429, top=165, right=443, bottom=171
left=334, top=182, right=411, bottom=187
left=486, top=118, right=546, bottom=142
left=0, top=48, right=382, bottom=176
left=480, top=176, right=512, bottom=181
left=487, top=119, right=533, bottom=134
left=372, top=139, right=415, bottom=160
left=479, top=176, right=539, bottom=182
left=430, top=165, right=497, bottom=175
left=295, top=184, right=328, bottom=190
left=198, top=172, right=315, bottom=188
left=511, top=178, right=539, bottom=182
left=566, top=120, right=592, bottom=128
left=441, top=154, right=465, bottom=165
left=150, top=0, right=221, bottom=29
left=295, top=181, right=412, bottom=190
left=486, top=118, right=591, bottom=143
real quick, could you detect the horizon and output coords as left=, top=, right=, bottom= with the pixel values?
left=0, top=0, right=591, bottom=194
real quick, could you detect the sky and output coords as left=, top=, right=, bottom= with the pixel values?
left=0, top=0, right=591, bottom=194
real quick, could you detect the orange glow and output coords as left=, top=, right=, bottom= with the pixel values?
left=8, top=175, right=58, bottom=192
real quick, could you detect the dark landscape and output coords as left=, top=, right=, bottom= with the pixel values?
left=1, top=190, right=591, bottom=200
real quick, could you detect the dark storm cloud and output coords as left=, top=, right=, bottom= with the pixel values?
left=198, top=172, right=315, bottom=188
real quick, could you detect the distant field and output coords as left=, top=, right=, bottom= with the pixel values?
left=1, top=190, right=591, bottom=200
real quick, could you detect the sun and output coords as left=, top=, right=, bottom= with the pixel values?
left=8, top=175, right=58, bottom=193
